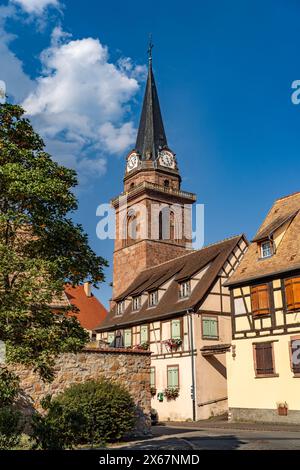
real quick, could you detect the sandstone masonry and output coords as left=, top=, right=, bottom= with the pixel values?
left=10, top=348, right=151, bottom=436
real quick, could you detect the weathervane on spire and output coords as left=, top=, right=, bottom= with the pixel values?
left=148, top=34, right=154, bottom=65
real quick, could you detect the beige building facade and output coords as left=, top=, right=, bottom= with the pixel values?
left=226, top=192, right=300, bottom=423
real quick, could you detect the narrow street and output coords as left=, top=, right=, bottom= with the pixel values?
left=114, top=423, right=300, bottom=450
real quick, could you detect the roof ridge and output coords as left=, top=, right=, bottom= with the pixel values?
left=276, top=191, right=300, bottom=202
left=139, top=234, right=244, bottom=273
left=253, top=192, right=300, bottom=240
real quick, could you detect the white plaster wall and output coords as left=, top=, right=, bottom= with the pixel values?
left=151, top=355, right=194, bottom=421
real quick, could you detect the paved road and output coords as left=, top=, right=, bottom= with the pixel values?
left=116, top=425, right=300, bottom=450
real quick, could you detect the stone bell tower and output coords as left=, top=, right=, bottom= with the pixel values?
left=112, top=44, right=196, bottom=299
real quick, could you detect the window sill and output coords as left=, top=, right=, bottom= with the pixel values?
left=255, top=373, right=279, bottom=379
left=202, top=336, right=219, bottom=341
left=258, top=255, right=273, bottom=260
left=293, top=373, right=300, bottom=378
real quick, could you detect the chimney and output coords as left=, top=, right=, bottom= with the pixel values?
left=84, top=282, right=92, bottom=297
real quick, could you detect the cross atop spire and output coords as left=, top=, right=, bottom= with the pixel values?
left=135, top=40, right=168, bottom=161
left=148, top=34, right=154, bottom=65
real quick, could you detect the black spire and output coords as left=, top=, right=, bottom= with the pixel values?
left=135, top=40, right=168, bottom=161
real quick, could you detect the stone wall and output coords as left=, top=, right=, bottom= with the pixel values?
left=10, top=347, right=151, bottom=436
left=229, top=407, right=300, bottom=425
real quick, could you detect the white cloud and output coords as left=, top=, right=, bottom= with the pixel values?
left=99, top=122, right=137, bottom=154
left=0, top=9, right=145, bottom=181
left=10, top=0, right=59, bottom=15
left=21, top=28, right=145, bottom=179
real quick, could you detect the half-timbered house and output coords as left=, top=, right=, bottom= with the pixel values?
left=226, top=191, right=300, bottom=424
left=96, top=234, right=248, bottom=421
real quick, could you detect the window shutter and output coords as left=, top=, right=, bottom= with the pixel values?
left=251, top=286, right=259, bottom=314
left=171, top=319, right=181, bottom=339
left=107, top=332, right=115, bottom=345
left=140, top=325, right=148, bottom=343
left=150, top=367, right=155, bottom=387
left=255, top=342, right=274, bottom=375
left=202, top=319, right=211, bottom=337
left=167, top=366, right=179, bottom=388
left=202, top=317, right=218, bottom=338
left=285, top=278, right=300, bottom=311
left=124, top=329, right=132, bottom=348
left=251, top=284, right=270, bottom=315
left=294, top=279, right=300, bottom=309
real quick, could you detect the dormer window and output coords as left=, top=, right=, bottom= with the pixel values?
left=260, top=240, right=273, bottom=259
left=179, top=280, right=190, bottom=299
left=149, top=290, right=158, bottom=307
left=116, top=300, right=125, bottom=316
left=132, top=295, right=141, bottom=311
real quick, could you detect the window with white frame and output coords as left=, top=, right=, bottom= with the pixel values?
left=179, top=280, right=190, bottom=299
left=149, top=290, right=158, bottom=307
left=260, top=240, right=273, bottom=258
left=132, top=296, right=141, bottom=311
left=116, top=300, right=125, bottom=315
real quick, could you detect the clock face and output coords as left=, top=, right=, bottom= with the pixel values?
left=159, top=151, right=175, bottom=169
left=127, top=153, right=139, bottom=172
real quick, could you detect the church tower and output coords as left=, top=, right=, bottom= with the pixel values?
left=112, top=45, right=196, bottom=299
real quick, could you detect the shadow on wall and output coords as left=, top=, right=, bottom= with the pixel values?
left=205, top=356, right=227, bottom=379
left=15, top=390, right=37, bottom=433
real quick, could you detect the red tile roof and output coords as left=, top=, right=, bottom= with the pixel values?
left=65, top=285, right=107, bottom=331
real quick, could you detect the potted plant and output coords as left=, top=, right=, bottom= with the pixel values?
left=277, top=401, right=288, bottom=416
left=133, top=342, right=149, bottom=351
left=150, top=387, right=157, bottom=397
left=163, top=338, right=182, bottom=352
left=164, top=387, right=179, bottom=400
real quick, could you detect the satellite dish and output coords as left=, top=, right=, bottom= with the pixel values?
left=0, top=81, right=6, bottom=104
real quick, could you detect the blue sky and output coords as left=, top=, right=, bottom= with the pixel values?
left=1, top=0, right=300, bottom=307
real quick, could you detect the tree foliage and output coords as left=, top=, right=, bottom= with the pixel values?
left=0, top=367, right=20, bottom=407
left=0, top=104, right=108, bottom=380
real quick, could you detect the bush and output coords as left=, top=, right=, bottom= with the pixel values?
left=32, top=379, right=136, bottom=449
left=0, top=368, right=23, bottom=449
left=0, top=407, right=23, bottom=449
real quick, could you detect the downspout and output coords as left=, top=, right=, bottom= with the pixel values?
left=188, top=308, right=196, bottom=422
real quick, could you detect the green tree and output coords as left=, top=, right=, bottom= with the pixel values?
left=0, top=103, right=108, bottom=380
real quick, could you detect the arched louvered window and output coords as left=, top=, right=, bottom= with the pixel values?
left=158, top=207, right=179, bottom=242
